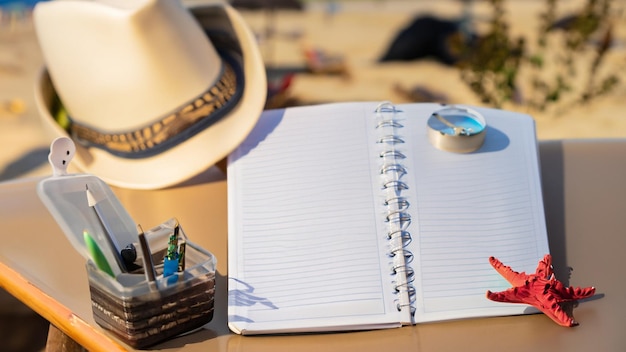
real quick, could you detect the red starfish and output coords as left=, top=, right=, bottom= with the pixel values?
left=486, top=254, right=595, bottom=327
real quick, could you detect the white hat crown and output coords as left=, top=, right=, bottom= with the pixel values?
left=34, top=0, right=222, bottom=131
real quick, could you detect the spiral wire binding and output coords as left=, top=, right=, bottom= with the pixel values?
left=384, top=197, right=409, bottom=211
left=380, top=150, right=406, bottom=159
left=381, top=164, right=407, bottom=176
left=374, top=101, right=417, bottom=318
left=376, top=120, right=404, bottom=129
left=377, top=135, right=405, bottom=144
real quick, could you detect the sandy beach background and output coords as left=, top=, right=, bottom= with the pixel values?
left=237, top=0, right=626, bottom=140
left=0, top=0, right=625, bottom=350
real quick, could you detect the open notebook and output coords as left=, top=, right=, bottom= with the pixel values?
left=227, top=102, right=550, bottom=335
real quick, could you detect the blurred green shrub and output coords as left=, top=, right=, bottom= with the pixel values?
left=458, top=0, right=620, bottom=112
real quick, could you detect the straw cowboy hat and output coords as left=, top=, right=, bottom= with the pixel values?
left=33, top=0, right=266, bottom=189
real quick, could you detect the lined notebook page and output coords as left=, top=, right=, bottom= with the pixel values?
left=228, top=104, right=405, bottom=334
left=398, top=105, right=550, bottom=322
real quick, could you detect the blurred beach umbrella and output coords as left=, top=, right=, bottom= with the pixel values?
left=379, top=0, right=477, bottom=66
left=378, top=15, right=478, bottom=66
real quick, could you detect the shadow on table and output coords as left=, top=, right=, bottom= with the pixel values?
left=539, top=140, right=570, bottom=283
left=0, top=148, right=48, bottom=182
left=0, top=288, right=49, bottom=352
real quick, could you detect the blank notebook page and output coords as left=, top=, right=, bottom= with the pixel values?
left=228, top=104, right=405, bottom=333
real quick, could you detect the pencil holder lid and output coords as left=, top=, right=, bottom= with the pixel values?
left=37, top=170, right=137, bottom=276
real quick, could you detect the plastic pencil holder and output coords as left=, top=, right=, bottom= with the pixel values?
left=36, top=137, right=217, bottom=348
left=87, top=219, right=216, bottom=348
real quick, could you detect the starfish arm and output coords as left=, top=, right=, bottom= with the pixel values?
left=551, top=283, right=596, bottom=301
left=486, top=288, right=526, bottom=304
left=487, top=288, right=578, bottom=327
left=489, top=256, right=528, bottom=287
left=568, top=286, right=596, bottom=300
left=534, top=254, right=554, bottom=278
left=536, top=294, right=579, bottom=327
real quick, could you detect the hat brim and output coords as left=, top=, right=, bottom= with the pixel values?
left=34, top=3, right=266, bottom=190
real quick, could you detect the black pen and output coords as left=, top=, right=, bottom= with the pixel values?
left=137, top=224, right=157, bottom=284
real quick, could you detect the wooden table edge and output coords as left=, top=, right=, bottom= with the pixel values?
left=0, top=259, right=127, bottom=352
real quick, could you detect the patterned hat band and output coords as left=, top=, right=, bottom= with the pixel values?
left=69, top=60, right=240, bottom=159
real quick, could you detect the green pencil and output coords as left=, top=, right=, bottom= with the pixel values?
left=83, top=230, right=115, bottom=277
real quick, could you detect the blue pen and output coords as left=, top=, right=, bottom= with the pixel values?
left=163, top=225, right=180, bottom=277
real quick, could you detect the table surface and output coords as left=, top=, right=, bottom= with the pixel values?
left=1, top=8, right=625, bottom=352
left=0, top=139, right=625, bottom=352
